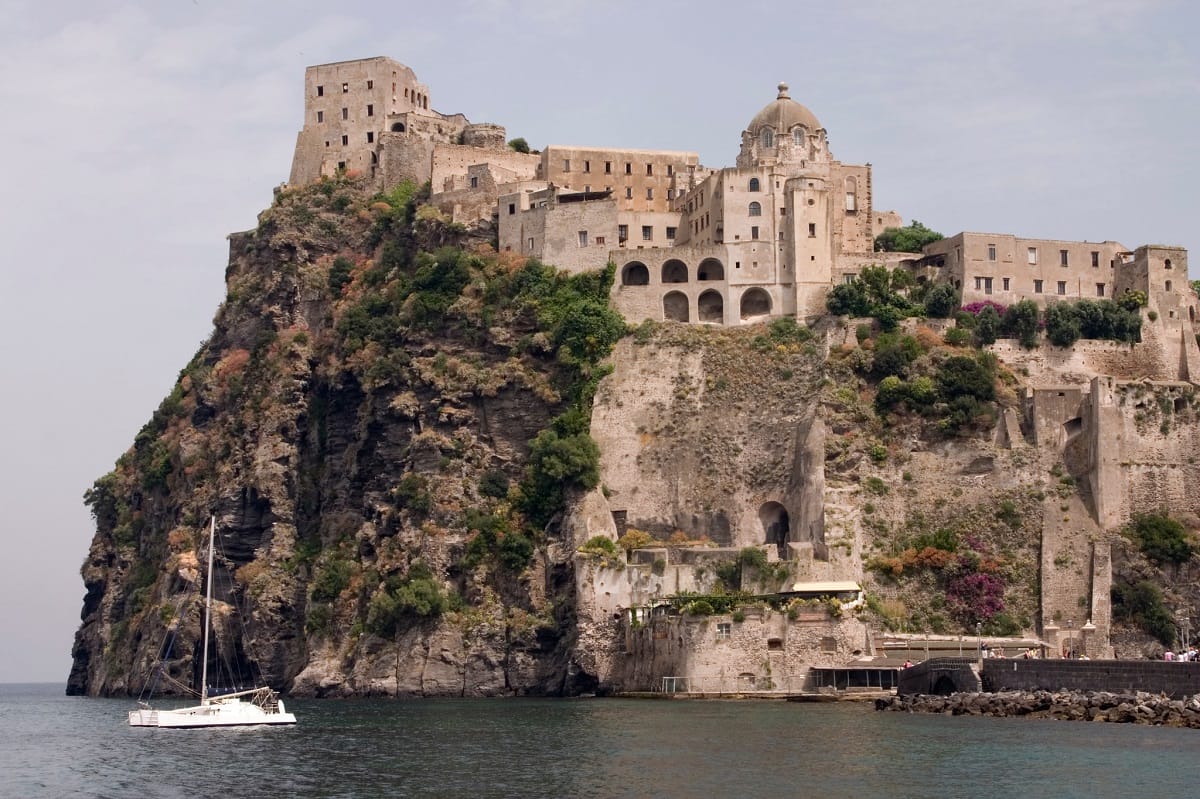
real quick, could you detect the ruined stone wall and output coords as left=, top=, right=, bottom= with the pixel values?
left=430, top=145, right=539, bottom=194
left=541, top=146, right=698, bottom=214
left=377, top=133, right=436, bottom=189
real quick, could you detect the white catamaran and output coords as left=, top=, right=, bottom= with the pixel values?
left=128, top=516, right=297, bottom=728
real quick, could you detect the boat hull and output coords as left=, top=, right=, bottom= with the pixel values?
left=128, top=697, right=296, bottom=728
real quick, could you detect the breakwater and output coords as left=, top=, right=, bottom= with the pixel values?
left=877, top=689, right=1200, bottom=728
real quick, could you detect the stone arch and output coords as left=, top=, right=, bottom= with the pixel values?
left=932, top=675, right=957, bottom=696
left=662, top=259, right=688, bottom=283
left=621, top=261, right=649, bottom=286
left=698, top=290, right=724, bottom=324
left=1165, top=258, right=1173, bottom=269
left=749, top=201, right=762, bottom=217
left=663, top=291, right=689, bottom=322
left=697, top=258, right=725, bottom=281
left=391, top=122, right=406, bottom=132
left=748, top=177, right=761, bottom=192
left=740, top=288, right=772, bottom=320
left=759, top=502, right=790, bottom=559
left=761, top=127, right=774, bottom=148
left=793, top=126, right=807, bottom=145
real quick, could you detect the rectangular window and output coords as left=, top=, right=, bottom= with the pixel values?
left=1057, top=280, right=1067, bottom=295
left=625, top=162, right=632, bottom=175
left=578, top=230, right=588, bottom=247
left=666, top=227, right=676, bottom=240
left=316, top=110, right=324, bottom=123
left=527, top=237, right=534, bottom=250
left=366, top=132, right=374, bottom=143
left=1003, top=277, right=1010, bottom=290
left=1091, top=251, right=1100, bottom=267
left=808, top=223, right=816, bottom=237
left=317, top=85, right=324, bottom=97
left=508, top=203, right=516, bottom=215
left=342, top=107, right=348, bottom=120
left=716, top=623, right=731, bottom=640
left=595, top=236, right=605, bottom=245
left=751, top=225, right=759, bottom=240
left=1060, top=249, right=1069, bottom=266
left=646, top=188, right=653, bottom=200
left=1027, top=247, right=1037, bottom=264
left=341, top=134, right=348, bottom=145
left=625, top=187, right=633, bottom=199
left=667, top=189, right=674, bottom=200
left=563, top=159, right=570, bottom=172
left=605, top=161, right=612, bottom=174
left=367, top=104, right=374, bottom=117
left=642, top=226, right=653, bottom=241
left=984, top=277, right=993, bottom=294
left=1097, top=282, right=1106, bottom=297
left=667, top=164, right=674, bottom=176
left=1034, top=279, right=1044, bottom=293
left=584, top=160, right=590, bottom=173
left=469, top=176, right=478, bottom=188
left=974, top=276, right=983, bottom=290
left=988, top=244, right=997, bottom=261
left=367, top=80, right=373, bottom=90
left=646, top=164, right=653, bottom=176
left=618, top=224, right=628, bottom=242
left=342, top=82, right=349, bottom=93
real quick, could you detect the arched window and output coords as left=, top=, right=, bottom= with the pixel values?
left=748, top=202, right=762, bottom=217
left=740, top=288, right=771, bottom=320
left=793, top=127, right=806, bottom=145
left=662, top=260, right=688, bottom=283
left=391, top=122, right=406, bottom=132
left=621, top=261, right=649, bottom=286
left=748, top=177, right=760, bottom=192
left=761, top=128, right=774, bottom=148
left=697, top=258, right=725, bottom=281
left=663, top=291, right=689, bottom=322
left=698, top=290, right=724, bottom=324
left=1165, top=258, right=1173, bottom=269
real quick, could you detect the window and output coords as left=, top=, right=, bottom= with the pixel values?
left=716, top=623, right=731, bottom=640
left=780, top=207, right=787, bottom=216
left=988, top=244, right=996, bottom=261
left=316, top=110, right=324, bottom=123
left=625, top=162, right=632, bottom=175
left=1057, top=281, right=1066, bottom=295
left=794, top=128, right=805, bottom=145
left=625, top=187, right=633, bottom=199
left=584, top=160, right=590, bottom=173
left=366, top=132, right=374, bottom=143
left=646, top=164, right=653, bottom=176
left=1027, top=247, right=1037, bottom=264
left=667, top=164, right=674, bottom=176
left=317, top=85, right=324, bottom=97
left=1097, top=283, right=1105, bottom=297
left=1165, top=258, right=1173, bottom=269
left=366, top=104, right=374, bottom=117
left=749, top=202, right=762, bottom=217
left=974, top=277, right=982, bottom=290
left=341, top=134, right=348, bottom=145
left=642, top=226, right=653, bottom=241
left=508, top=203, right=516, bottom=215
left=337, top=161, right=345, bottom=170
left=563, top=159, right=570, bottom=172
left=751, top=226, right=759, bottom=240
left=342, top=107, right=348, bottom=120
left=367, top=80, right=373, bottom=90
left=618, top=224, right=628, bottom=242
left=595, top=236, right=605, bottom=245
left=748, top=178, right=760, bottom=192
left=1091, top=251, right=1100, bottom=267
left=1166, top=280, right=1173, bottom=291
left=646, top=188, right=653, bottom=200
left=666, top=227, right=676, bottom=240
left=667, top=189, right=674, bottom=200
left=808, top=223, right=816, bottom=237
left=761, top=128, right=774, bottom=148
left=342, top=82, right=349, bottom=93
left=984, top=277, right=993, bottom=294
left=845, top=177, right=857, bottom=212
left=1003, top=277, right=1010, bottom=290
left=469, top=176, right=478, bottom=188
left=1034, top=279, right=1044, bottom=293
left=1060, top=249, right=1069, bottom=266
left=605, top=161, right=612, bottom=174
left=527, top=237, right=534, bottom=250
left=578, top=231, right=588, bottom=247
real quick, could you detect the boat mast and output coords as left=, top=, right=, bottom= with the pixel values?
left=200, top=515, right=215, bottom=705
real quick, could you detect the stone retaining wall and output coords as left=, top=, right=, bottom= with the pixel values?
left=982, top=658, right=1200, bottom=698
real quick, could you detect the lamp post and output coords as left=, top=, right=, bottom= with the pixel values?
left=1081, top=619, right=1096, bottom=659
left=1065, top=618, right=1074, bottom=659
left=976, top=622, right=983, bottom=665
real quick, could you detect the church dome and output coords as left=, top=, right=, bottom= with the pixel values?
left=747, top=83, right=822, bottom=134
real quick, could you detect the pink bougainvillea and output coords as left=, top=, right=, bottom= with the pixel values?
left=946, top=571, right=1006, bottom=624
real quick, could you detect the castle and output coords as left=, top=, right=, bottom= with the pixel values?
left=285, top=57, right=1200, bottom=689
left=288, top=56, right=1193, bottom=343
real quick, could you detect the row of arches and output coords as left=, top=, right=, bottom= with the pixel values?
left=660, top=288, right=773, bottom=323
left=622, top=258, right=726, bottom=286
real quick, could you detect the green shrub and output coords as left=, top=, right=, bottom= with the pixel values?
left=1112, top=579, right=1176, bottom=645
left=1002, top=300, right=1041, bottom=349
left=923, top=283, right=960, bottom=318
left=310, top=556, right=353, bottom=602
left=1128, top=513, right=1194, bottom=565
left=864, top=476, right=889, bottom=495
left=394, top=474, right=432, bottom=515
left=943, top=327, right=971, bottom=347
left=580, top=535, right=618, bottom=555
left=479, top=468, right=510, bottom=499
left=685, top=600, right=715, bottom=616
left=328, top=256, right=355, bottom=295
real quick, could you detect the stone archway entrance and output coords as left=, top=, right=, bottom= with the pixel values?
left=759, top=502, right=790, bottom=559
left=698, top=290, right=724, bottom=324
left=663, top=291, right=689, bottom=322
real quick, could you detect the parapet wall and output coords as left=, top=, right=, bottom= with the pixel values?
left=982, top=659, right=1200, bottom=698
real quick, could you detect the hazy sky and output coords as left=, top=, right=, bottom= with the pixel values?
left=1, top=0, right=1196, bottom=683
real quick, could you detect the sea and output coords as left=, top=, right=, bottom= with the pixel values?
left=1, top=683, right=1195, bottom=799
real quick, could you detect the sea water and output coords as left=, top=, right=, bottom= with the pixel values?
left=1, top=683, right=1193, bottom=798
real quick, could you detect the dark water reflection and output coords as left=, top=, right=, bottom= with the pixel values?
left=2, top=685, right=1194, bottom=798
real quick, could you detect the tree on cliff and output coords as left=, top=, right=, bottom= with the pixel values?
left=874, top=220, right=943, bottom=253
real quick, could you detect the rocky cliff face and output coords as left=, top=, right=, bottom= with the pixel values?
left=69, top=177, right=622, bottom=697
